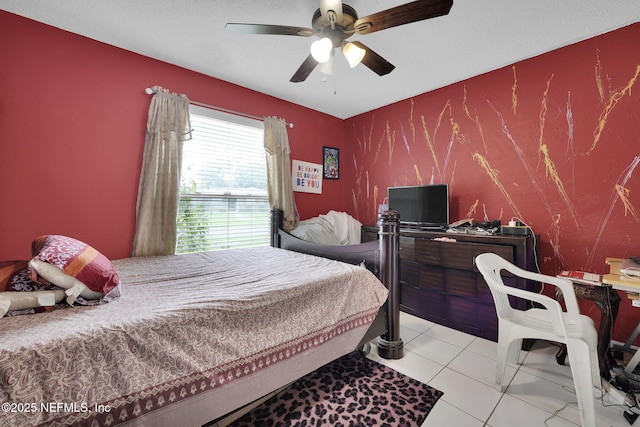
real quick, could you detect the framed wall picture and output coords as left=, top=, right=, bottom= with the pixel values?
left=323, top=146, right=339, bottom=180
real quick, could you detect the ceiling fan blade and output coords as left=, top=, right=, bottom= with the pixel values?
left=350, top=41, right=395, bottom=76
left=290, top=54, right=319, bottom=82
left=353, top=0, right=453, bottom=35
left=225, top=23, right=314, bottom=37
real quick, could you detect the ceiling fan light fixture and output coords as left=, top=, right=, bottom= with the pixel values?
left=342, top=42, right=366, bottom=68
left=319, top=53, right=335, bottom=75
left=310, top=37, right=333, bottom=63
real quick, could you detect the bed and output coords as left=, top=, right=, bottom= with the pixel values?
left=271, top=208, right=403, bottom=359
left=0, top=211, right=401, bottom=427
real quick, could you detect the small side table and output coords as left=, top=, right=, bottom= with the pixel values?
left=555, top=281, right=621, bottom=380
left=603, top=258, right=640, bottom=377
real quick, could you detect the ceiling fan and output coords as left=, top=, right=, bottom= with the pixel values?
left=225, top=0, right=454, bottom=82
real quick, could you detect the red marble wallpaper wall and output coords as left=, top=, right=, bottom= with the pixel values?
left=344, top=23, right=640, bottom=340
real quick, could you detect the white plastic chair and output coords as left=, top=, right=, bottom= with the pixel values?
left=475, top=252, right=600, bottom=427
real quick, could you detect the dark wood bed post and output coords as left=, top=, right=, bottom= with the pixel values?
left=376, top=209, right=404, bottom=360
left=270, top=208, right=284, bottom=248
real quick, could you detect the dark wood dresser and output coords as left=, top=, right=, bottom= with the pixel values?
left=362, top=226, right=539, bottom=341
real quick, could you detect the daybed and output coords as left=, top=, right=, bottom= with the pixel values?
left=271, top=209, right=403, bottom=359
left=0, top=211, right=401, bottom=427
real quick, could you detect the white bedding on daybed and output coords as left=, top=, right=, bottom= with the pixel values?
left=289, top=210, right=363, bottom=245
left=0, top=246, right=387, bottom=427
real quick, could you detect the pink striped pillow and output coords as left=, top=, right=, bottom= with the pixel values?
left=30, top=235, right=120, bottom=295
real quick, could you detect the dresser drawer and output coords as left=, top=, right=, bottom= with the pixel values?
left=399, top=285, right=447, bottom=322
left=400, top=260, right=444, bottom=292
left=441, top=241, right=474, bottom=270
left=399, top=236, right=415, bottom=261
left=445, top=268, right=477, bottom=297
left=414, top=238, right=441, bottom=265
left=473, top=243, right=514, bottom=268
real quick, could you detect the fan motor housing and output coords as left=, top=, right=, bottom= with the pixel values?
left=312, top=4, right=358, bottom=46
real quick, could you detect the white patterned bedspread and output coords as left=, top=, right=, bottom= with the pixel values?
left=0, top=247, right=388, bottom=426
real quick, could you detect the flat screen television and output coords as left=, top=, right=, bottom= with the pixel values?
left=388, top=184, right=449, bottom=228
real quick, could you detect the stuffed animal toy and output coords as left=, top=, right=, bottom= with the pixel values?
left=0, top=289, right=66, bottom=317
left=0, top=260, right=66, bottom=317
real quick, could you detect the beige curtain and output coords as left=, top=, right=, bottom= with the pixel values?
left=131, top=86, right=191, bottom=257
left=264, top=117, right=299, bottom=231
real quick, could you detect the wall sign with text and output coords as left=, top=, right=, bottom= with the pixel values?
left=292, top=160, right=322, bottom=194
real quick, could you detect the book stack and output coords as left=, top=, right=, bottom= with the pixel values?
left=557, top=270, right=602, bottom=286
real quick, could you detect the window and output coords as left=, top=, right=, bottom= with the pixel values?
left=176, top=105, right=269, bottom=253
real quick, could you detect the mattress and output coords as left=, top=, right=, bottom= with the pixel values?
left=0, top=246, right=388, bottom=426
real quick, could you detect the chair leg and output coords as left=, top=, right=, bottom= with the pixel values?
left=590, top=346, right=602, bottom=391
left=507, top=338, right=523, bottom=365
left=565, top=339, right=597, bottom=427
left=496, top=336, right=521, bottom=392
left=495, top=339, right=509, bottom=391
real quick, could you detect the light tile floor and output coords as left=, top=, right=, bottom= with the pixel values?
left=366, top=311, right=634, bottom=427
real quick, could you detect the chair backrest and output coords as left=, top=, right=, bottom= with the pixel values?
left=475, top=252, right=580, bottom=338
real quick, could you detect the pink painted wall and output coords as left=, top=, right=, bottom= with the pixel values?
left=0, top=11, right=344, bottom=261
left=343, top=23, right=640, bottom=342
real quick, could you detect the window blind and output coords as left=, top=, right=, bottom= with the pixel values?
left=176, top=105, right=269, bottom=253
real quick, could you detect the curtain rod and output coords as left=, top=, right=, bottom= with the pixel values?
left=144, top=87, right=293, bottom=128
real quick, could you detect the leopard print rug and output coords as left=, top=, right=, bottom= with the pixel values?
left=230, top=351, right=443, bottom=426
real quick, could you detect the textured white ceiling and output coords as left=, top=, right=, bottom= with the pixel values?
left=2, top=0, right=639, bottom=119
